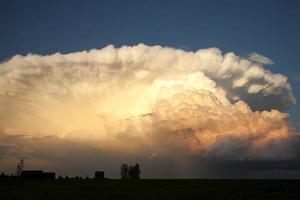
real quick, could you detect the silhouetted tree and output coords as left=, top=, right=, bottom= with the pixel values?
left=133, top=163, right=141, bottom=179
left=120, top=163, right=130, bottom=180
left=129, top=165, right=134, bottom=180
left=125, top=163, right=141, bottom=180
left=15, top=159, right=24, bottom=177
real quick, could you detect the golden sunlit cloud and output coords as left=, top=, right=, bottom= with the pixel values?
left=0, top=44, right=298, bottom=167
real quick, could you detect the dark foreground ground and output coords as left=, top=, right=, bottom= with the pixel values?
left=1, top=179, right=300, bottom=200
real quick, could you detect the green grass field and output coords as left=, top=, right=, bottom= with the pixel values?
left=1, top=179, right=300, bottom=200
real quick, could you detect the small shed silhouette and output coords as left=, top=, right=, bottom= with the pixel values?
left=94, top=171, right=104, bottom=180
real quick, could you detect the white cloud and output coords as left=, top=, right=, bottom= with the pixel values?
left=0, top=44, right=298, bottom=170
left=248, top=52, right=274, bottom=65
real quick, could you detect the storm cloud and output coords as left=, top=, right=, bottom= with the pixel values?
left=0, top=44, right=298, bottom=177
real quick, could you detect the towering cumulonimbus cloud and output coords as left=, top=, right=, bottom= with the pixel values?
left=0, top=44, right=298, bottom=164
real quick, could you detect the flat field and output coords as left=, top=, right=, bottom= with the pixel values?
left=1, top=179, right=300, bottom=200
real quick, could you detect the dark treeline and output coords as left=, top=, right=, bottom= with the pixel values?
left=0, top=160, right=142, bottom=180
left=0, top=172, right=18, bottom=179
left=0, top=159, right=24, bottom=179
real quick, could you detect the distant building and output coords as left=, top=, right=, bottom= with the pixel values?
left=20, top=170, right=55, bottom=180
left=94, top=171, right=104, bottom=180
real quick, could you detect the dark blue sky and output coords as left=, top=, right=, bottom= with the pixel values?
left=0, top=0, right=299, bottom=129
